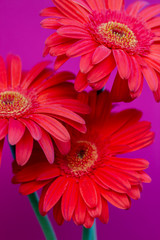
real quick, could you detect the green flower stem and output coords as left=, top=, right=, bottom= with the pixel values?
left=9, top=144, right=57, bottom=240
left=82, top=221, right=97, bottom=240
left=28, top=192, right=57, bottom=240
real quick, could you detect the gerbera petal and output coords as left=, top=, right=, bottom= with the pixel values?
left=87, top=189, right=102, bottom=218
left=54, top=55, right=69, bottom=70
left=83, top=212, right=94, bottom=228
left=8, top=55, right=22, bottom=88
left=113, top=50, right=131, bottom=79
left=30, top=114, right=70, bottom=142
left=37, top=166, right=61, bottom=181
left=53, top=200, right=64, bottom=225
left=16, top=130, right=33, bottom=166
left=38, top=130, right=55, bottom=164
left=146, top=17, right=160, bottom=29
left=87, top=54, right=115, bottom=83
left=101, top=189, right=131, bottom=209
left=108, top=156, right=149, bottom=171
left=61, top=179, right=78, bottom=221
left=73, top=192, right=86, bottom=225
left=92, top=45, right=111, bottom=65
left=53, top=0, right=87, bottom=22
left=0, top=56, right=7, bottom=89
left=98, top=198, right=109, bottom=224
left=36, top=106, right=85, bottom=124
left=141, top=65, right=158, bottom=91
left=43, top=176, right=68, bottom=212
left=21, top=61, right=51, bottom=89
left=75, top=71, right=89, bottom=92
left=80, top=52, right=93, bottom=74
left=41, top=18, right=61, bottom=29
left=19, top=180, right=50, bottom=195
left=8, top=118, right=25, bottom=145
left=108, top=0, right=124, bottom=10
left=79, top=176, right=98, bottom=208
left=128, top=56, right=142, bottom=92
left=66, top=40, right=98, bottom=57
left=57, top=26, right=89, bottom=39
left=111, top=73, right=133, bottom=102
left=19, top=119, right=42, bottom=141
left=54, top=138, right=71, bottom=155
left=0, top=119, right=8, bottom=140
left=126, top=1, right=148, bottom=16
left=96, top=168, right=131, bottom=193
left=52, top=99, right=90, bottom=114
left=127, top=185, right=141, bottom=200
left=40, top=7, right=65, bottom=18
left=138, top=4, right=160, bottom=21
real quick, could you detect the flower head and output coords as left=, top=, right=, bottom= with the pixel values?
left=0, top=55, right=89, bottom=165
left=41, top=0, right=160, bottom=101
left=13, top=91, right=154, bottom=227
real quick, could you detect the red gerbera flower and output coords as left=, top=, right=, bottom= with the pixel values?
left=0, top=55, right=89, bottom=165
left=41, top=0, right=160, bottom=101
left=13, top=91, right=153, bottom=228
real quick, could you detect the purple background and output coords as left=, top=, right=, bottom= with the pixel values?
left=0, top=0, right=160, bottom=239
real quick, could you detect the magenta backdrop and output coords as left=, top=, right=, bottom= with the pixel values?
left=0, top=0, right=160, bottom=239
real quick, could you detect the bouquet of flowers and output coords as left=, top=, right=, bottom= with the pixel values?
left=0, top=0, right=159, bottom=239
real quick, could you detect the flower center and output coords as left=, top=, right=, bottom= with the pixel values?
left=59, top=140, right=98, bottom=176
left=98, top=21, right=138, bottom=50
left=88, top=10, right=154, bottom=54
left=0, top=91, right=31, bottom=118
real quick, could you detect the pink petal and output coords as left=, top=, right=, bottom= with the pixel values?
left=79, top=176, right=98, bottom=208
left=0, top=56, right=7, bottom=89
left=73, top=192, right=86, bottom=225
left=98, top=198, right=109, bottom=224
left=111, top=74, right=134, bottom=102
left=101, top=189, right=131, bottom=209
left=83, top=212, right=94, bottom=228
left=30, top=114, right=70, bottom=142
left=37, top=166, right=61, bottom=181
left=36, top=106, right=85, bottom=124
left=53, top=200, right=64, bottom=225
left=19, top=119, right=42, bottom=141
left=54, top=138, right=71, bottom=155
left=43, top=176, right=68, bottom=212
left=138, top=4, right=160, bottom=21
left=16, top=130, right=33, bottom=166
left=41, top=18, right=60, bottom=29
left=126, top=1, right=148, bottom=17
left=61, top=179, right=78, bottom=221
left=19, top=180, right=50, bottom=195
left=128, top=56, right=142, bottom=92
left=8, top=55, right=22, bottom=88
left=87, top=54, right=115, bottom=83
left=146, top=17, right=160, bottom=29
left=0, top=119, right=8, bottom=140
left=108, top=0, right=124, bottom=10
left=40, top=7, right=65, bottom=18
left=80, top=52, right=93, bottom=73
left=66, top=40, right=97, bottom=57
left=92, top=45, right=111, bottom=65
left=75, top=71, right=88, bottom=92
left=141, top=64, right=158, bottom=91
left=8, top=119, right=25, bottom=145
left=113, top=50, right=131, bottom=79
left=38, top=130, right=55, bottom=164
left=54, top=55, right=69, bottom=70
left=21, top=61, right=51, bottom=89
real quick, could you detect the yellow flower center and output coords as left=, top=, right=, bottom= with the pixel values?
left=98, top=21, right=138, bottom=50
left=66, top=140, right=98, bottom=176
left=0, top=91, right=31, bottom=118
